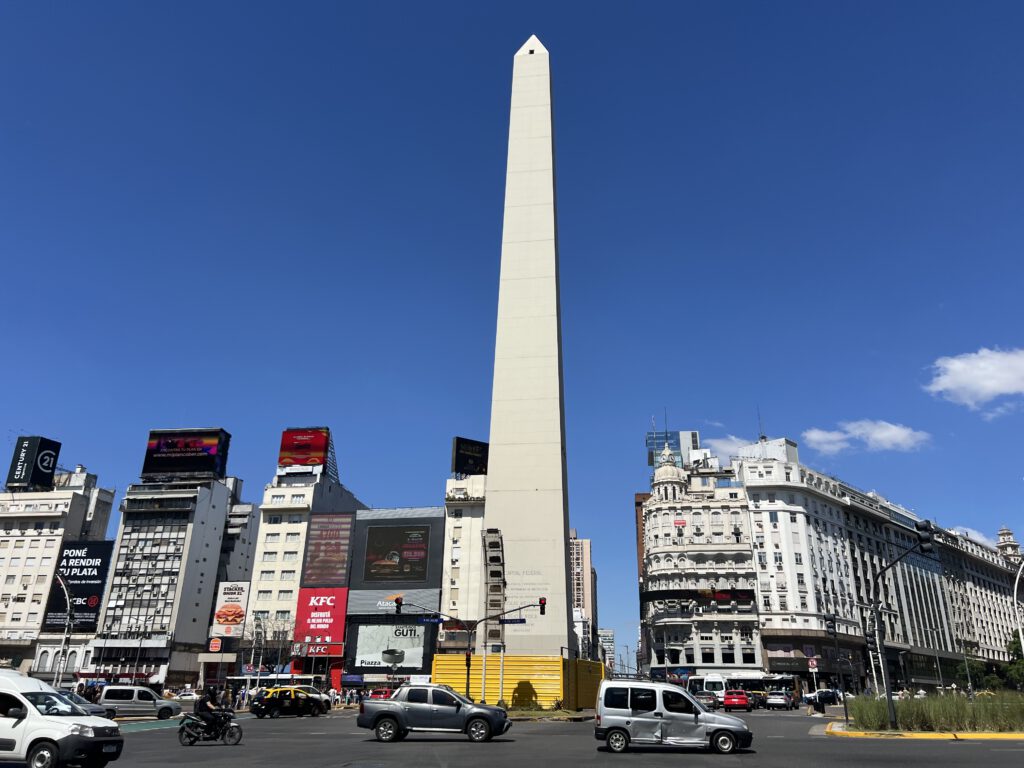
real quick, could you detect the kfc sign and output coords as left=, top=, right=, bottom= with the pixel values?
left=295, top=587, right=347, bottom=643
left=306, top=643, right=343, bottom=657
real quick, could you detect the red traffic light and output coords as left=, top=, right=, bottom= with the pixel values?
left=539, top=597, right=546, bottom=615
left=395, top=596, right=403, bottom=614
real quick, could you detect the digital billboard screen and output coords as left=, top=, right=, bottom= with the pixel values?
left=43, top=541, right=114, bottom=632
left=278, top=427, right=330, bottom=468
left=141, top=429, right=230, bottom=478
left=354, top=624, right=425, bottom=670
left=301, top=513, right=354, bottom=587
left=451, top=437, right=488, bottom=475
left=362, top=525, right=430, bottom=583
left=6, top=436, right=61, bottom=490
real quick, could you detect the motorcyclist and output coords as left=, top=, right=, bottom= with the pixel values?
left=195, top=685, right=221, bottom=735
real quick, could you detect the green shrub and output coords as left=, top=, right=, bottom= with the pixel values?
left=852, top=693, right=1024, bottom=732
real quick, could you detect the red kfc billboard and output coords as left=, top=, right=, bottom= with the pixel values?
left=278, top=428, right=330, bottom=468
left=294, top=587, right=348, bottom=643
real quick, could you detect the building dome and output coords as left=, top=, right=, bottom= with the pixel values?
left=653, top=443, right=686, bottom=484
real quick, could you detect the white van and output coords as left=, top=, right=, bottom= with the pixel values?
left=0, top=672, right=123, bottom=768
left=595, top=678, right=753, bottom=754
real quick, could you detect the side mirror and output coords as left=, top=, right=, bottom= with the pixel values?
left=8, top=707, right=27, bottom=720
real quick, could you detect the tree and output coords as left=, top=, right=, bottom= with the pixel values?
left=956, top=658, right=986, bottom=690
left=1008, top=637, right=1024, bottom=689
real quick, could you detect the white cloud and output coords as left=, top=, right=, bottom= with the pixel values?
left=802, top=420, right=930, bottom=455
left=704, top=434, right=752, bottom=458
left=949, top=527, right=997, bottom=549
left=802, top=428, right=851, bottom=455
left=925, top=347, right=1024, bottom=411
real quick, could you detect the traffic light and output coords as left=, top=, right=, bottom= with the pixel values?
left=824, top=613, right=837, bottom=638
left=865, top=634, right=878, bottom=653
left=539, top=597, right=546, bottom=615
left=915, top=520, right=935, bottom=554
left=395, top=596, right=403, bottom=615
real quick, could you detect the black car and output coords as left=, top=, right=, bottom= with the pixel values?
left=251, top=687, right=325, bottom=718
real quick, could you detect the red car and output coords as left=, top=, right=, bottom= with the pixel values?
left=723, top=689, right=752, bottom=712
left=367, top=689, right=393, bottom=700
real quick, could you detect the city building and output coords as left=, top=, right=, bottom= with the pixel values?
left=439, top=473, right=488, bottom=653
left=569, top=529, right=599, bottom=659
left=344, top=507, right=445, bottom=687
left=82, top=428, right=255, bottom=688
left=482, top=34, right=575, bottom=656
left=597, top=628, right=616, bottom=669
left=0, top=447, right=114, bottom=678
left=244, top=427, right=365, bottom=686
left=730, top=435, right=1023, bottom=691
left=639, top=443, right=762, bottom=682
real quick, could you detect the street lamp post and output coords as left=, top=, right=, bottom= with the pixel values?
left=924, top=627, right=945, bottom=694
left=959, top=638, right=974, bottom=697
left=53, top=574, right=75, bottom=690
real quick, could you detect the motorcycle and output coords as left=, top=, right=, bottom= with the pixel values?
left=178, top=709, right=243, bottom=746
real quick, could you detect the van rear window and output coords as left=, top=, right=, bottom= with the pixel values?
left=603, top=687, right=629, bottom=709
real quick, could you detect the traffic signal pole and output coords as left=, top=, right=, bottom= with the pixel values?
left=869, top=519, right=936, bottom=730
left=396, top=596, right=546, bottom=699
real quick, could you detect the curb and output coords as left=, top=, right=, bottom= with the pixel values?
left=825, top=722, right=1024, bottom=741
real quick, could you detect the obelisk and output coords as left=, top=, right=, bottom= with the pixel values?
left=484, top=35, right=575, bottom=655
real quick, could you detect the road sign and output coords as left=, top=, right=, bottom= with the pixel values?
left=807, top=658, right=818, bottom=670
left=499, top=618, right=527, bottom=625
left=417, top=616, right=444, bottom=624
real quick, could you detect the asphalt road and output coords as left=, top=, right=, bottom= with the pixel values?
left=114, top=708, right=1024, bottom=768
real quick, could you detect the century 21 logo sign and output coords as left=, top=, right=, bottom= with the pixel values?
left=308, top=595, right=336, bottom=607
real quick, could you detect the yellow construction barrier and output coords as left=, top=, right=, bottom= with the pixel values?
left=431, top=654, right=604, bottom=710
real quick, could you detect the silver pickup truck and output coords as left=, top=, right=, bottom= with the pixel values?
left=356, top=683, right=512, bottom=742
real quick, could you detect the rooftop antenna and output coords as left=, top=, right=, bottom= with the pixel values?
left=757, top=405, right=766, bottom=442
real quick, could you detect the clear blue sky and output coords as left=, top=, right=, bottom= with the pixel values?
left=3, top=2, right=1023, bottom=657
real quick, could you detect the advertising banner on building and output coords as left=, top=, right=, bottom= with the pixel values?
left=42, top=541, right=114, bottom=632
left=6, top=436, right=61, bottom=490
left=294, top=587, right=348, bottom=642
left=278, top=428, right=330, bottom=468
left=362, top=525, right=430, bottom=583
left=345, top=588, right=441, bottom=615
left=354, top=624, right=425, bottom=670
left=210, top=581, right=250, bottom=637
left=301, top=513, right=354, bottom=588
left=451, top=437, right=488, bottom=475
left=141, top=428, right=231, bottom=479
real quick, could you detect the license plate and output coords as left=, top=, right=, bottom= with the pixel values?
left=103, top=745, right=118, bottom=753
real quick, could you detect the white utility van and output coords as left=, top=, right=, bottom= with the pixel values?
left=0, top=672, right=123, bottom=768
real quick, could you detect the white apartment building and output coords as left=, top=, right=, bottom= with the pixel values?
left=731, top=435, right=1023, bottom=690
left=597, top=628, right=616, bottom=668
left=0, top=466, right=114, bottom=675
left=245, top=471, right=365, bottom=649
left=569, top=530, right=599, bottom=660
left=440, top=474, right=487, bottom=652
left=640, top=444, right=763, bottom=680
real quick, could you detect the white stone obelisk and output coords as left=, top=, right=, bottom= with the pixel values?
left=484, top=35, right=575, bottom=656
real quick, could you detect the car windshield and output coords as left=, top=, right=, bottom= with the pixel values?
left=439, top=686, right=473, bottom=705
left=63, top=692, right=91, bottom=707
left=24, top=692, right=87, bottom=716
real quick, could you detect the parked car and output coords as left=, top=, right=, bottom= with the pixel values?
left=175, top=691, right=199, bottom=703
left=97, top=686, right=181, bottom=720
left=367, top=689, right=393, bottom=700
left=813, top=689, right=838, bottom=705
left=693, top=691, right=719, bottom=710
left=765, top=690, right=795, bottom=710
left=723, top=690, right=752, bottom=712
left=595, top=679, right=753, bottom=755
left=59, top=689, right=117, bottom=720
left=0, top=672, right=123, bottom=768
left=251, top=687, right=325, bottom=718
left=357, top=683, right=511, bottom=742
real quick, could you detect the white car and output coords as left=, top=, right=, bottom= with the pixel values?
left=176, top=691, right=200, bottom=702
left=293, top=685, right=331, bottom=710
left=0, top=671, right=123, bottom=767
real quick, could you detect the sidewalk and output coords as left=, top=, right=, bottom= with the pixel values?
left=826, top=721, right=1024, bottom=741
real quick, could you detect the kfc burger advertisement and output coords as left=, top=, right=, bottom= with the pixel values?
left=210, top=581, right=250, bottom=637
